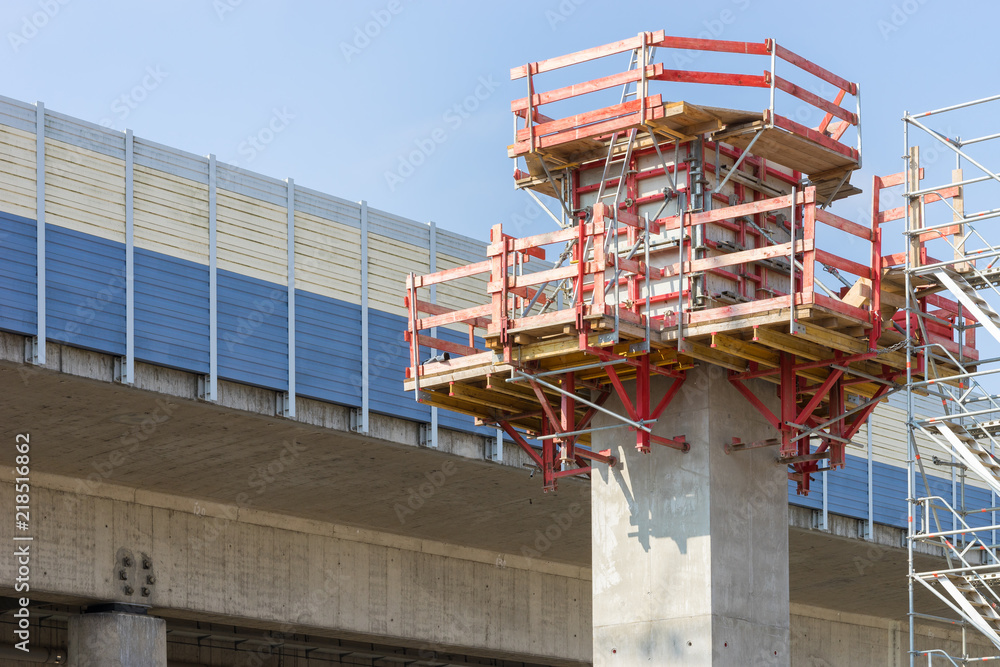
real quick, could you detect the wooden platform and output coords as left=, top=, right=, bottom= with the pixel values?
left=510, top=100, right=861, bottom=204
left=405, top=297, right=967, bottom=439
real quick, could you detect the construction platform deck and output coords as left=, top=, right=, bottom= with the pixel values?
left=509, top=34, right=862, bottom=206
left=404, top=33, right=975, bottom=495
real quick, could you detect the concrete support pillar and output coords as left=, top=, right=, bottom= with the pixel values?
left=591, top=366, right=790, bottom=665
left=68, top=607, right=166, bottom=666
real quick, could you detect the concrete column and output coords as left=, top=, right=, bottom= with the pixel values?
left=591, top=366, right=790, bottom=665
left=68, top=608, right=166, bottom=667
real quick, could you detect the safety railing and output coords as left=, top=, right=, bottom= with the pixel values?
left=509, top=32, right=861, bottom=165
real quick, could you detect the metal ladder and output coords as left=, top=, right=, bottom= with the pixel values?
left=934, top=423, right=1000, bottom=496
left=937, top=574, right=1000, bottom=645
left=934, top=269, right=1000, bottom=345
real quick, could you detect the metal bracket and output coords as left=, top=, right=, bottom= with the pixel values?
left=349, top=408, right=367, bottom=434
left=418, top=423, right=437, bottom=448
left=654, top=435, right=689, bottom=452
left=857, top=519, right=871, bottom=541
left=24, top=336, right=39, bottom=365
left=486, top=433, right=503, bottom=462
left=811, top=509, right=829, bottom=531
left=628, top=341, right=651, bottom=354
left=724, top=437, right=780, bottom=454
left=276, top=392, right=292, bottom=418
left=597, top=332, right=618, bottom=346
left=197, top=375, right=213, bottom=402
left=114, top=357, right=132, bottom=385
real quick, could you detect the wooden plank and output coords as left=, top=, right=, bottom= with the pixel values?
left=413, top=260, right=491, bottom=287
left=662, top=239, right=812, bottom=277
left=687, top=294, right=809, bottom=325
left=752, top=326, right=830, bottom=360
left=405, top=355, right=502, bottom=390
left=656, top=35, right=769, bottom=56
left=812, top=293, right=870, bottom=325
left=658, top=191, right=799, bottom=233
left=511, top=67, right=662, bottom=113
left=793, top=321, right=869, bottom=355
left=773, top=75, right=856, bottom=124
left=510, top=31, right=665, bottom=79
left=448, top=383, right=537, bottom=413
left=815, top=208, right=872, bottom=240
left=660, top=306, right=812, bottom=340
left=656, top=70, right=768, bottom=88
left=677, top=339, right=747, bottom=372
left=416, top=303, right=492, bottom=330
left=772, top=42, right=857, bottom=95
left=509, top=105, right=667, bottom=155
left=710, top=334, right=779, bottom=367
left=485, top=374, right=562, bottom=402
left=769, top=112, right=858, bottom=162
left=488, top=222, right=601, bottom=256
left=814, top=248, right=870, bottom=279
left=418, top=390, right=497, bottom=422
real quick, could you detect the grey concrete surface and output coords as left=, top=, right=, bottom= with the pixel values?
left=591, top=367, right=789, bottom=666
left=67, top=611, right=166, bottom=666
left=0, top=333, right=590, bottom=566
left=0, top=476, right=591, bottom=666
left=0, top=331, right=980, bottom=665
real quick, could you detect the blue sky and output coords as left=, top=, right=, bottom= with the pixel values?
left=5, top=1, right=998, bottom=396
left=4, top=0, right=987, bottom=244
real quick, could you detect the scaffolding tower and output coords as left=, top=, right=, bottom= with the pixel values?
left=903, top=94, right=1000, bottom=664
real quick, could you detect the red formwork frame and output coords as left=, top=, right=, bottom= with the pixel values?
left=405, top=202, right=689, bottom=492
left=509, top=33, right=861, bottom=169
left=405, top=185, right=907, bottom=494
left=403, top=34, right=977, bottom=495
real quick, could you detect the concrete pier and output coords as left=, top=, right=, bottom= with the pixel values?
left=592, top=366, right=790, bottom=665
left=68, top=608, right=167, bottom=666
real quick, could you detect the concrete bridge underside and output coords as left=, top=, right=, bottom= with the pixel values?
left=0, top=332, right=994, bottom=665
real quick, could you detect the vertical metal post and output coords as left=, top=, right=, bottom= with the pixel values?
left=359, top=200, right=370, bottom=434
left=855, top=84, right=863, bottom=169
left=903, top=114, right=916, bottom=667
left=31, top=101, right=46, bottom=365
left=121, top=129, right=135, bottom=384
left=768, top=40, right=777, bottom=123
left=789, top=187, right=798, bottom=334
left=867, top=416, right=874, bottom=541
left=204, top=154, right=218, bottom=402
left=644, top=213, right=651, bottom=346
left=677, top=192, right=686, bottom=344
left=820, top=445, right=828, bottom=530
left=427, top=220, right=438, bottom=448
left=284, top=178, right=296, bottom=418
